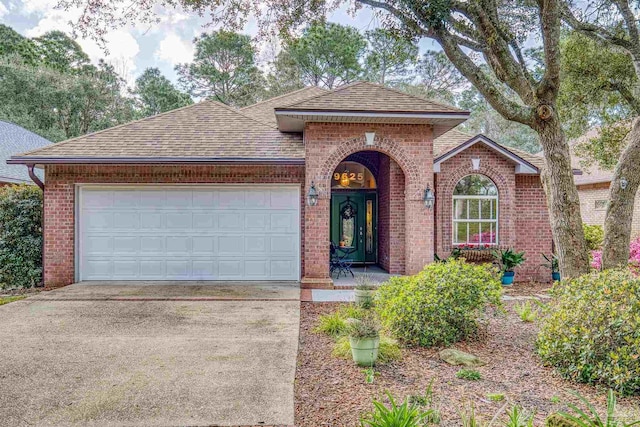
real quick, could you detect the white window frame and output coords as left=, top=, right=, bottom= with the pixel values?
left=452, top=178, right=499, bottom=246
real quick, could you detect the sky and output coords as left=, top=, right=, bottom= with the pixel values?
left=0, top=0, right=440, bottom=88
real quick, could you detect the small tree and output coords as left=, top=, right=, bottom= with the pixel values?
left=0, top=185, right=42, bottom=289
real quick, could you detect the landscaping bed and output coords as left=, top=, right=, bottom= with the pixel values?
left=294, top=300, right=640, bottom=427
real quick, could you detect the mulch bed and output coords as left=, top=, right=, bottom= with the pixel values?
left=504, top=281, right=553, bottom=297
left=295, top=301, right=640, bottom=427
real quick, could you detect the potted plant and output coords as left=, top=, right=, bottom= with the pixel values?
left=354, top=274, right=377, bottom=307
left=347, top=315, right=380, bottom=366
left=541, top=253, right=560, bottom=281
left=492, top=248, right=526, bottom=285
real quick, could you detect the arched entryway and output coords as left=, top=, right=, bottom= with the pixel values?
left=329, top=151, right=406, bottom=273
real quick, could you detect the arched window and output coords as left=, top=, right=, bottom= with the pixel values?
left=453, top=174, right=498, bottom=246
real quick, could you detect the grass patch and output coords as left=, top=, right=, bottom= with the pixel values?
left=456, top=369, right=481, bottom=381
left=314, top=304, right=367, bottom=337
left=487, top=393, right=505, bottom=402
left=0, top=295, right=26, bottom=306
left=332, top=335, right=402, bottom=363
left=514, top=300, right=538, bottom=322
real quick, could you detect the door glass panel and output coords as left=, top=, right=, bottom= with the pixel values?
left=342, top=217, right=355, bottom=246
left=366, top=200, right=373, bottom=254
left=339, top=198, right=358, bottom=248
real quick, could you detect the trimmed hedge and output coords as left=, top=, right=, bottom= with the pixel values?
left=537, top=269, right=640, bottom=395
left=0, top=185, right=42, bottom=288
left=375, top=260, right=503, bottom=347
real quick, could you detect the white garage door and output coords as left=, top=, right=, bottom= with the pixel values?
left=78, top=186, right=300, bottom=281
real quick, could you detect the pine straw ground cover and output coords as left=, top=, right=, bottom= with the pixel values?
left=294, top=301, right=640, bottom=427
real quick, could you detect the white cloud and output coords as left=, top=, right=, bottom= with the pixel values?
left=0, top=2, right=8, bottom=18
left=155, top=32, right=194, bottom=66
left=21, top=0, right=140, bottom=86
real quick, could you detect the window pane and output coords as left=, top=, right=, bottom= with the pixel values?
left=454, top=222, right=468, bottom=244
left=453, top=199, right=467, bottom=219
left=480, top=199, right=492, bottom=219
left=480, top=222, right=497, bottom=244
left=468, top=199, right=480, bottom=220
left=454, top=174, right=498, bottom=196
left=468, top=222, right=480, bottom=243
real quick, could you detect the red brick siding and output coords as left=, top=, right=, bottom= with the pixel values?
left=377, top=155, right=406, bottom=274
left=435, top=144, right=552, bottom=282
left=515, top=175, right=553, bottom=282
left=303, top=123, right=434, bottom=285
left=43, top=164, right=305, bottom=287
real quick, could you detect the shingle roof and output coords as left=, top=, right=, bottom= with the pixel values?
left=240, top=86, right=328, bottom=126
left=277, top=81, right=466, bottom=114
left=11, top=101, right=304, bottom=162
left=434, top=129, right=545, bottom=170
left=0, top=121, right=50, bottom=183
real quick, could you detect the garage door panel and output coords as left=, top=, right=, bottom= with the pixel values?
left=79, top=186, right=299, bottom=281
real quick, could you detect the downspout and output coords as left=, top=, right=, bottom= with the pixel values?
left=27, top=165, right=45, bottom=287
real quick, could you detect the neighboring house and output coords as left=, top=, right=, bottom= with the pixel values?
left=8, top=82, right=552, bottom=287
left=571, top=128, right=640, bottom=237
left=0, top=121, right=51, bottom=186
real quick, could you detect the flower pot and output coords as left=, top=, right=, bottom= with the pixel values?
left=501, top=271, right=515, bottom=286
left=354, top=289, right=375, bottom=306
left=552, top=271, right=561, bottom=281
left=349, top=336, right=380, bottom=366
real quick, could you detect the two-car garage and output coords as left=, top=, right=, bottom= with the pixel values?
left=77, top=185, right=301, bottom=282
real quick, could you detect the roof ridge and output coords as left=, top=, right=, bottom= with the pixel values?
left=239, top=86, right=328, bottom=111
left=205, top=99, right=279, bottom=130
left=15, top=101, right=209, bottom=157
left=358, top=80, right=466, bottom=113
left=279, top=80, right=467, bottom=113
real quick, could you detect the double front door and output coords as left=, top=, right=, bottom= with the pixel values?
left=330, top=192, right=376, bottom=264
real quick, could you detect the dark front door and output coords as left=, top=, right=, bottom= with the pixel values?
left=330, top=193, right=376, bottom=264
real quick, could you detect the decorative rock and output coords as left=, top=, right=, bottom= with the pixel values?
left=439, top=348, right=486, bottom=367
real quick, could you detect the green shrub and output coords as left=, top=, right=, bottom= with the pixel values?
left=375, top=260, right=502, bottom=347
left=0, top=185, right=42, bottom=289
left=456, top=369, right=481, bottom=381
left=537, top=269, right=640, bottom=395
left=583, top=224, right=604, bottom=251
left=333, top=335, right=402, bottom=363
left=360, top=391, right=434, bottom=427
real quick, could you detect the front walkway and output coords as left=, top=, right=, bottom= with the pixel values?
left=0, top=283, right=299, bottom=426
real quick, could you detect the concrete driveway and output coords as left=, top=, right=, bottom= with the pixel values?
left=0, top=283, right=300, bottom=426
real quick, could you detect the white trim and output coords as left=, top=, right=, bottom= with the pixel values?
left=452, top=180, right=499, bottom=246
left=434, top=134, right=539, bottom=174
left=275, top=109, right=470, bottom=120
left=75, top=183, right=302, bottom=282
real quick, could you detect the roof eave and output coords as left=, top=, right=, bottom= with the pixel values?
left=433, top=134, right=540, bottom=174
left=7, top=156, right=305, bottom=165
left=274, top=109, right=470, bottom=132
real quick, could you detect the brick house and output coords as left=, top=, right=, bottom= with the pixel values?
left=571, top=128, right=640, bottom=238
left=8, top=82, right=552, bottom=287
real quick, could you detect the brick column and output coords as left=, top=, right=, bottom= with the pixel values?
left=44, top=178, right=76, bottom=287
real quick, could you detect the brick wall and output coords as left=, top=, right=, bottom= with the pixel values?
left=578, top=182, right=640, bottom=238
left=435, top=144, right=552, bottom=282
left=302, top=122, right=434, bottom=286
left=43, top=164, right=305, bottom=287
left=377, top=155, right=406, bottom=274
left=515, top=175, right=553, bottom=282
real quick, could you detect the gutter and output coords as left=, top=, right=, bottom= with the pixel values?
left=8, top=157, right=305, bottom=165
left=27, top=165, right=45, bottom=288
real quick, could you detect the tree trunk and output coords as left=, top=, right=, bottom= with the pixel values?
left=534, top=112, right=591, bottom=278
left=602, top=117, right=640, bottom=268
